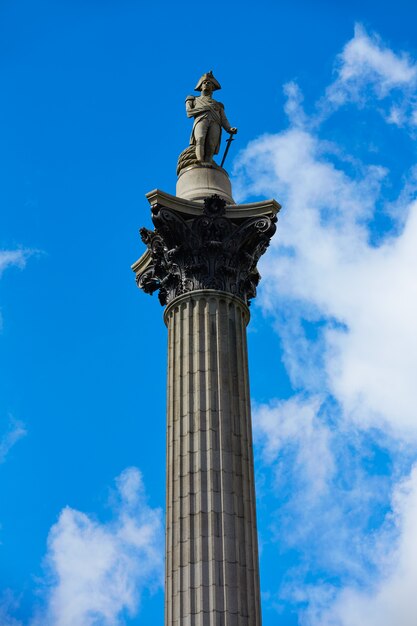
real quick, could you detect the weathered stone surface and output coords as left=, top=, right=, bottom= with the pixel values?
left=178, top=71, right=237, bottom=170
left=164, top=291, right=262, bottom=626
left=135, top=193, right=278, bottom=306
left=176, top=164, right=234, bottom=204
left=132, top=188, right=280, bottom=626
left=142, top=189, right=280, bottom=220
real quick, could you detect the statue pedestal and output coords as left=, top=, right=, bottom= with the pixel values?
left=176, top=164, right=234, bottom=204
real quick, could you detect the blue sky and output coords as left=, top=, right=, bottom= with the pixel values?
left=1, top=1, right=417, bottom=624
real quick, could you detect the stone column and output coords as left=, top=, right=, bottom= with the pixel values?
left=165, top=290, right=260, bottom=626
left=133, top=190, right=280, bottom=626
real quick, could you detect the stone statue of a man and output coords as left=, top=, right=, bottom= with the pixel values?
left=186, top=71, right=237, bottom=164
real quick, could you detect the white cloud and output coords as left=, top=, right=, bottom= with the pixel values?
left=0, top=250, right=34, bottom=278
left=0, top=416, right=27, bottom=464
left=254, top=396, right=393, bottom=581
left=335, top=24, right=416, bottom=94
left=322, top=24, right=417, bottom=126
left=236, top=125, right=417, bottom=439
left=300, top=466, right=417, bottom=626
left=283, top=81, right=307, bottom=128
left=33, top=467, right=163, bottom=626
left=254, top=395, right=333, bottom=497
left=235, top=24, right=417, bottom=625
left=0, top=591, right=23, bottom=626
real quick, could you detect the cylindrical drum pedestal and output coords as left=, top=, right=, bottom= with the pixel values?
left=176, top=165, right=234, bottom=204
left=164, top=290, right=262, bottom=626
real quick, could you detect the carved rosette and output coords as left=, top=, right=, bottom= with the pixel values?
left=136, top=194, right=277, bottom=306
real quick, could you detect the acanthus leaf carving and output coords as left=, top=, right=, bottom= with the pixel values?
left=136, top=195, right=277, bottom=306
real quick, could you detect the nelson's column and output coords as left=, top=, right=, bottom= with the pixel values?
left=132, top=71, right=281, bottom=626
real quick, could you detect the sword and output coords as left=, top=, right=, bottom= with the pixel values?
left=220, top=133, right=235, bottom=169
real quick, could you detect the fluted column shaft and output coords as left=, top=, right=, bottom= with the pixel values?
left=164, top=289, right=261, bottom=626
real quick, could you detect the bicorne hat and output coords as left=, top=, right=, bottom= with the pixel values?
left=194, top=71, right=221, bottom=92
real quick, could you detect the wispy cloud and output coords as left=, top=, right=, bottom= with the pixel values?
left=254, top=397, right=394, bottom=585
left=30, top=467, right=164, bottom=626
left=0, top=417, right=27, bottom=464
left=300, top=466, right=417, bottom=626
left=0, top=247, right=39, bottom=330
left=0, top=249, right=36, bottom=278
left=235, top=24, right=417, bottom=625
left=323, top=24, right=417, bottom=127
left=0, top=591, right=23, bottom=626
left=1, top=468, right=163, bottom=625
left=235, top=109, right=417, bottom=442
